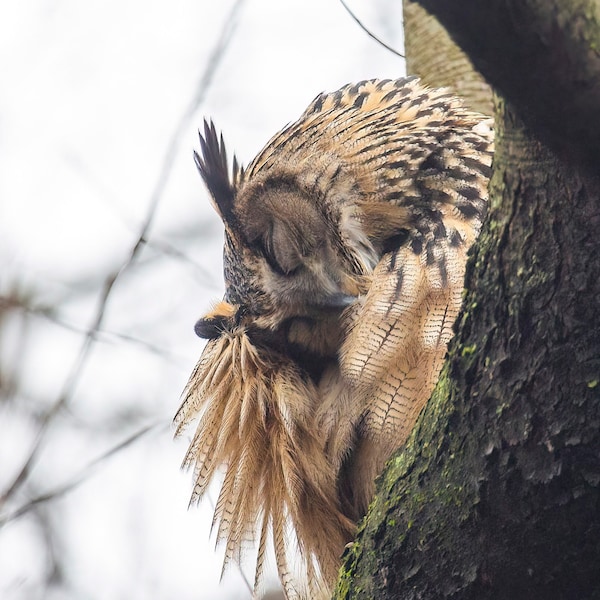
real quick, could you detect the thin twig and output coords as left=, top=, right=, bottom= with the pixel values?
left=0, top=421, right=166, bottom=525
left=0, top=296, right=191, bottom=366
left=139, top=234, right=219, bottom=286
left=339, top=0, right=405, bottom=59
left=60, top=149, right=218, bottom=284
left=0, top=0, right=247, bottom=509
left=127, top=0, right=248, bottom=259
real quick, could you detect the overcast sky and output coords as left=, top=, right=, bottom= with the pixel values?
left=0, top=1, right=405, bottom=598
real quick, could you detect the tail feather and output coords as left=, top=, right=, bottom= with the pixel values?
left=273, top=511, right=298, bottom=599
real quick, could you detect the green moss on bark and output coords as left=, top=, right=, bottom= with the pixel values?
left=334, top=95, right=600, bottom=600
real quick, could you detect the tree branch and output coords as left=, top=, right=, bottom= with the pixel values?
left=402, top=0, right=493, bottom=114
left=411, top=0, right=600, bottom=167
left=0, top=0, right=247, bottom=510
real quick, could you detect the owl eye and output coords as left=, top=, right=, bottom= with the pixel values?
left=260, top=222, right=303, bottom=276
left=262, top=249, right=300, bottom=276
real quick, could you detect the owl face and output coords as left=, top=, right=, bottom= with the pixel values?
left=234, top=179, right=360, bottom=309
left=192, top=122, right=375, bottom=365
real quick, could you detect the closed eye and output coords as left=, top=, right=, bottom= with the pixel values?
left=262, top=245, right=301, bottom=276
left=259, top=227, right=302, bottom=276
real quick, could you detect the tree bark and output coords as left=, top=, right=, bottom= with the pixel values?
left=410, top=0, right=600, bottom=168
left=334, top=2, right=600, bottom=598
left=402, top=0, right=493, bottom=115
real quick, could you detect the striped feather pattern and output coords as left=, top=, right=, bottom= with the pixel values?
left=176, top=77, right=494, bottom=597
left=175, top=329, right=353, bottom=598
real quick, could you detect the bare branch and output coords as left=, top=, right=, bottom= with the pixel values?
left=0, top=0, right=247, bottom=509
left=0, top=295, right=190, bottom=366
left=413, top=0, right=600, bottom=167
left=0, top=421, right=166, bottom=525
left=339, top=0, right=405, bottom=59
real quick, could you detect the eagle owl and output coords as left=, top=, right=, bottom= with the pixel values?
left=175, top=77, right=494, bottom=598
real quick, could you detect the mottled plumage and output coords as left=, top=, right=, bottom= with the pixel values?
left=175, top=77, right=494, bottom=598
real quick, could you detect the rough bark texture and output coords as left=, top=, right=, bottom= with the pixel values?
left=335, top=97, right=600, bottom=599
left=334, top=2, right=600, bottom=598
left=411, top=0, right=600, bottom=168
left=402, top=0, right=493, bottom=115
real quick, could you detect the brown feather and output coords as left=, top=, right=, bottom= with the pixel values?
left=176, top=77, right=494, bottom=597
left=176, top=328, right=353, bottom=596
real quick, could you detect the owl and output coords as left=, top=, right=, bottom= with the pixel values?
left=174, top=77, right=494, bottom=599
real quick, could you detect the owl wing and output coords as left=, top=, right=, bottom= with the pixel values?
left=337, top=110, right=493, bottom=516
left=179, top=77, right=494, bottom=599
left=341, top=237, right=465, bottom=441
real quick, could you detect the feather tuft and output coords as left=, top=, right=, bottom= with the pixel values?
left=175, top=329, right=353, bottom=597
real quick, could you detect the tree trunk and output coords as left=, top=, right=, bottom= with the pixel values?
left=402, top=0, right=492, bottom=115
left=412, top=0, right=600, bottom=167
left=334, top=2, right=600, bottom=598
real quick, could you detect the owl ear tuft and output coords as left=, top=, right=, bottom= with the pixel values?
left=195, top=120, right=242, bottom=225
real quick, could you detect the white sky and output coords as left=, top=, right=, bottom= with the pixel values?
left=0, top=1, right=405, bottom=598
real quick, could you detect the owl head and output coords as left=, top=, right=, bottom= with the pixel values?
left=192, top=77, right=492, bottom=360
left=192, top=120, right=379, bottom=351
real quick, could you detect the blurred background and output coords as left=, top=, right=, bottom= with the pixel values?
left=0, top=1, right=404, bottom=598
